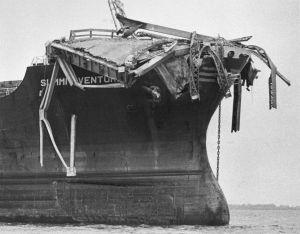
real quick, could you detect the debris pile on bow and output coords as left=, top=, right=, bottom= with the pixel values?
left=45, top=3, right=290, bottom=133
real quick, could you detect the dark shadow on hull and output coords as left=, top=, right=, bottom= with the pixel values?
left=0, top=64, right=229, bottom=225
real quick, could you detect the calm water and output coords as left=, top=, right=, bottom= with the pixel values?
left=1, top=209, right=299, bottom=234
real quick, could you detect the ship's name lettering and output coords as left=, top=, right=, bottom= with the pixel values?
left=40, top=76, right=118, bottom=87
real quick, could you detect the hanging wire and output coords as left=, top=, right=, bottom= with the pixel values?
left=216, top=102, right=221, bottom=181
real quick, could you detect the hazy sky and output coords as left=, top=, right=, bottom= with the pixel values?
left=0, top=0, right=299, bottom=206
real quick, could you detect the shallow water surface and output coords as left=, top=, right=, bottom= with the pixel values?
left=1, top=209, right=299, bottom=233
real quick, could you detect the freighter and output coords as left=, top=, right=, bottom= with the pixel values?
left=0, top=1, right=290, bottom=225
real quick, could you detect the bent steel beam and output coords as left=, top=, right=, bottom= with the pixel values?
left=39, top=57, right=126, bottom=176
left=69, top=114, right=77, bottom=176
left=57, top=56, right=85, bottom=90
left=39, top=60, right=77, bottom=176
left=116, top=14, right=214, bottom=41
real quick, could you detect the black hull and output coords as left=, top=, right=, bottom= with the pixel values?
left=0, top=65, right=229, bottom=225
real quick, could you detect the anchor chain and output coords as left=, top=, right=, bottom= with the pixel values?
left=216, top=101, right=221, bottom=181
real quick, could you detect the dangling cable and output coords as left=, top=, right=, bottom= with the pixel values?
left=216, top=101, right=221, bottom=181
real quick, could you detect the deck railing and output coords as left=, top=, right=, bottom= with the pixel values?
left=69, top=29, right=117, bottom=41
left=31, top=56, right=49, bottom=66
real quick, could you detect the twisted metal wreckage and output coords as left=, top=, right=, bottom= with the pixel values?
left=0, top=0, right=293, bottom=225
left=40, top=3, right=290, bottom=176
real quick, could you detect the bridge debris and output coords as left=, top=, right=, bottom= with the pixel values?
left=43, top=12, right=290, bottom=137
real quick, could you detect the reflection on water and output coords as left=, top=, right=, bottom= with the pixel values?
left=1, top=210, right=300, bottom=234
